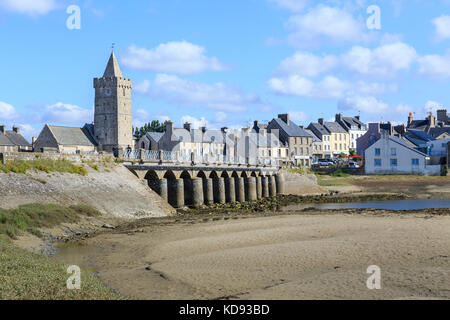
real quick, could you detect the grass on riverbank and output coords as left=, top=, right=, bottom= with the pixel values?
left=0, top=159, right=87, bottom=176
left=0, top=204, right=101, bottom=239
left=0, top=236, right=120, bottom=300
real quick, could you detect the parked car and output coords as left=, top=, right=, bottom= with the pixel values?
left=348, top=162, right=360, bottom=168
left=318, top=159, right=333, bottom=167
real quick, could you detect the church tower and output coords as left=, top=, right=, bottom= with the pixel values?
left=93, top=52, right=133, bottom=152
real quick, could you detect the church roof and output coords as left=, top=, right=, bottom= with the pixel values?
left=103, top=52, right=123, bottom=78
left=47, top=125, right=97, bottom=146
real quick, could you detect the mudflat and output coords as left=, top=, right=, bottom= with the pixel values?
left=56, top=211, right=450, bottom=300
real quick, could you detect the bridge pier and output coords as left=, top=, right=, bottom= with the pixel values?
left=192, top=178, right=204, bottom=208
left=256, top=176, right=262, bottom=199
left=268, top=175, right=277, bottom=197
left=215, top=177, right=226, bottom=204
left=245, top=177, right=257, bottom=202
left=225, top=177, right=236, bottom=203
left=275, top=174, right=285, bottom=195
left=203, top=178, right=214, bottom=205
left=168, top=179, right=185, bottom=208
left=261, top=176, right=269, bottom=198
left=235, top=177, right=245, bottom=202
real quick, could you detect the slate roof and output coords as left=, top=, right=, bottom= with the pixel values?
left=409, top=120, right=429, bottom=130
left=271, top=118, right=311, bottom=137
left=5, top=131, right=31, bottom=147
left=0, top=132, right=14, bottom=146
left=304, top=129, right=321, bottom=143
left=145, top=132, right=164, bottom=142
left=48, top=126, right=97, bottom=146
left=389, top=136, right=428, bottom=156
left=324, top=122, right=347, bottom=134
left=308, top=122, right=330, bottom=137
left=342, top=117, right=367, bottom=130
left=171, top=128, right=226, bottom=144
left=429, top=126, right=450, bottom=138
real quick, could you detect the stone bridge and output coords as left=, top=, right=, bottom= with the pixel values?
left=125, top=163, right=284, bottom=209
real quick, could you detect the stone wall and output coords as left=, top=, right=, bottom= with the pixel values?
left=0, top=151, right=110, bottom=164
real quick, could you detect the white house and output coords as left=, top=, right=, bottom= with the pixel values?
left=365, top=132, right=441, bottom=176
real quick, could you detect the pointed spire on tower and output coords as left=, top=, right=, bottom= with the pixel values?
left=103, top=51, right=123, bottom=78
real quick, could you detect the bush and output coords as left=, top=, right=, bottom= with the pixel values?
left=0, top=204, right=101, bottom=240
left=0, top=159, right=88, bottom=176
left=330, top=169, right=350, bottom=177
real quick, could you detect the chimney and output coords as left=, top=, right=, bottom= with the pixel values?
left=428, top=112, right=436, bottom=128
left=0, top=125, right=5, bottom=134
left=318, top=118, right=324, bottom=125
left=278, top=113, right=290, bottom=124
left=12, top=126, right=19, bottom=134
left=299, top=125, right=304, bottom=130
left=201, top=126, right=207, bottom=133
left=407, top=112, right=413, bottom=127
left=437, top=109, right=448, bottom=123
left=165, top=121, right=174, bottom=135
left=32, top=137, right=37, bottom=145
left=335, top=114, right=343, bottom=122
left=183, top=122, right=192, bottom=132
left=355, top=115, right=360, bottom=120
left=221, top=127, right=228, bottom=133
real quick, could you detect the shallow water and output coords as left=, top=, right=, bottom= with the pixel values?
left=304, top=199, right=450, bottom=211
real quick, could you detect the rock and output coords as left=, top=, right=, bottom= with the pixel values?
left=102, top=224, right=116, bottom=229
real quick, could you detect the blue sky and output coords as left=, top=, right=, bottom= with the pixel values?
left=2, top=0, right=450, bottom=140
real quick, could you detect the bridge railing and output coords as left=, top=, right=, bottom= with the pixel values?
left=121, top=149, right=283, bottom=167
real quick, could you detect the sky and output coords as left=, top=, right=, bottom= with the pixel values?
left=2, top=0, right=450, bottom=140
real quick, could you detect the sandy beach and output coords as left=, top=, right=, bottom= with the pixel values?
left=56, top=211, right=450, bottom=300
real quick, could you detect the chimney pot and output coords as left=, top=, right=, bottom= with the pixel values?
left=318, top=118, right=324, bottom=125
left=278, top=113, right=290, bottom=124
left=0, top=125, right=5, bottom=134
left=12, top=126, right=19, bottom=134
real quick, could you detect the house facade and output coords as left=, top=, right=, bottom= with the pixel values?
left=308, top=119, right=332, bottom=159
left=0, top=125, right=31, bottom=152
left=365, top=131, right=440, bottom=176
left=267, top=114, right=313, bottom=167
left=335, top=114, right=367, bottom=151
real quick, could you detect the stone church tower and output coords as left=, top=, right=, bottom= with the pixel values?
left=93, top=52, right=133, bottom=152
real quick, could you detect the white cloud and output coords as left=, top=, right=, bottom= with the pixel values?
left=342, top=42, right=417, bottom=76
left=424, top=100, right=444, bottom=114
left=432, top=15, right=450, bottom=41
left=0, top=101, right=17, bottom=120
left=288, top=110, right=309, bottom=122
left=418, top=52, right=450, bottom=79
left=268, top=75, right=391, bottom=99
left=122, top=41, right=226, bottom=75
left=285, top=5, right=366, bottom=47
left=277, top=52, right=338, bottom=77
left=134, top=80, right=151, bottom=95
left=42, top=102, right=93, bottom=124
left=0, top=0, right=57, bottom=16
left=152, top=74, right=256, bottom=112
left=268, top=0, right=309, bottom=12
left=214, top=111, right=228, bottom=123
left=180, top=115, right=208, bottom=128
left=338, top=96, right=389, bottom=114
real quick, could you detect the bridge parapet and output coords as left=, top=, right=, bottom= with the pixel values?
left=121, top=149, right=282, bottom=169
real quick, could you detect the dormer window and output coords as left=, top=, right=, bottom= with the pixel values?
left=106, top=89, right=111, bottom=96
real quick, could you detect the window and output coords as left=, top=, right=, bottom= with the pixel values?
left=375, top=148, right=381, bottom=156
left=300, top=147, right=303, bottom=155
left=339, top=144, right=342, bottom=150
left=390, top=159, right=398, bottom=167
left=374, top=159, right=382, bottom=167
left=335, top=144, right=337, bottom=150
left=391, top=148, right=397, bottom=156
left=412, top=159, right=419, bottom=166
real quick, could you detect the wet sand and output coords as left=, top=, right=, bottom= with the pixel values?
left=56, top=212, right=450, bottom=300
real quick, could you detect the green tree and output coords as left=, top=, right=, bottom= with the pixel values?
left=133, top=120, right=169, bottom=140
